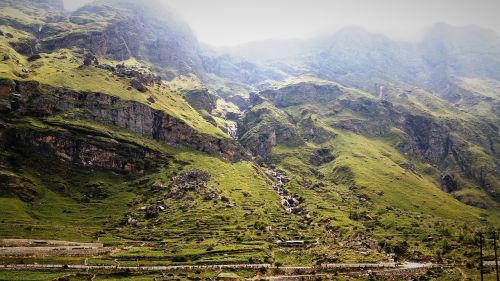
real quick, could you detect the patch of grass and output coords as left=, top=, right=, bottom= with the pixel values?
left=0, top=271, right=71, bottom=281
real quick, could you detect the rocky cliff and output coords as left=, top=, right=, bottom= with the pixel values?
left=1, top=125, right=163, bottom=174
left=238, top=81, right=499, bottom=204
left=1, top=79, right=249, bottom=162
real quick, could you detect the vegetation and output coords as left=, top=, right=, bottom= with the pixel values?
left=0, top=1, right=498, bottom=280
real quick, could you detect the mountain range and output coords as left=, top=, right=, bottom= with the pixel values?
left=0, top=0, right=499, bottom=279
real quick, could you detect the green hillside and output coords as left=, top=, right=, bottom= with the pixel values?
left=0, top=0, right=499, bottom=280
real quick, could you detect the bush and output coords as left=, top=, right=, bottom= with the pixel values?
left=172, top=256, right=188, bottom=262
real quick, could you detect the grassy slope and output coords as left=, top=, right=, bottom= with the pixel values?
left=381, top=84, right=500, bottom=206
left=259, top=77, right=499, bottom=262
left=0, top=22, right=293, bottom=265
left=0, top=5, right=498, bottom=273
left=0, top=117, right=312, bottom=264
left=0, top=25, right=226, bottom=138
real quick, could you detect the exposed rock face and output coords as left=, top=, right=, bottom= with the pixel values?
left=260, top=82, right=343, bottom=108
left=2, top=79, right=249, bottom=162
left=299, top=116, right=335, bottom=144
left=96, top=64, right=161, bottom=86
left=332, top=99, right=399, bottom=137
left=238, top=101, right=304, bottom=159
left=0, top=79, right=16, bottom=112
left=2, top=126, right=162, bottom=174
left=238, top=118, right=302, bottom=159
left=401, top=115, right=452, bottom=164
left=184, top=89, right=218, bottom=113
left=309, top=148, right=335, bottom=166
left=240, top=126, right=277, bottom=158
left=330, top=97, right=499, bottom=199
left=399, top=114, right=498, bottom=197
left=27, top=54, right=42, bottom=62
left=225, top=112, right=239, bottom=121
left=83, top=53, right=99, bottom=66
left=41, top=1, right=204, bottom=79
left=9, top=39, right=38, bottom=56
left=441, top=174, right=458, bottom=193
left=130, top=79, right=147, bottom=93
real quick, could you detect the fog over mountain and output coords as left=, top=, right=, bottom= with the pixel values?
left=63, top=0, right=500, bottom=45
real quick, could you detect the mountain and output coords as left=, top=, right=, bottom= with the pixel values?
left=1, top=0, right=205, bottom=78
left=0, top=1, right=499, bottom=279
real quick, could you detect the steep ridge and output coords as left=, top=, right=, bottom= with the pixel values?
left=237, top=78, right=499, bottom=209
left=2, top=0, right=204, bottom=79
left=0, top=79, right=248, bottom=161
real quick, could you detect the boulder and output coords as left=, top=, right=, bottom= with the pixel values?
left=145, top=204, right=160, bottom=218
left=130, top=79, right=147, bottom=93
left=27, top=54, right=42, bottom=62
left=151, top=182, right=165, bottom=191
left=83, top=53, right=98, bottom=66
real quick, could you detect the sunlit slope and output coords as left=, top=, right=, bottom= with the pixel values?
left=0, top=28, right=226, bottom=137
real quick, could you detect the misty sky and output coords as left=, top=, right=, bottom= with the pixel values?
left=63, top=0, right=500, bottom=46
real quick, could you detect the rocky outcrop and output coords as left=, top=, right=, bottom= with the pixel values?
left=239, top=122, right=302, bottom=159
left=299, top=116, right=335, bottom=143
left=83, top=53, right=99, bottom=66
left=1, top=79, right=249, bottom=162
left=440, top=174, right=458, bottom=193
left=97, top=64, right=162, bottom=86
left=184, top=89, right=218, bottom=114
left=260, top=82, right=343, bottom=108
left=2, top=125, right=162, bottom=174
left=238, top=102, right=304, bottom=159
left=170, top=169, right=211, bottom=190
left=401, top=114, right=452, bottom=164
left=330, top=97, right=499, bottom=199
left=309, top=148, right=335, bottom=166
left=41, top=2, right=204, bottom=79
left=332, top=99, right=399, bottom=137
left=0, top=79, right=16, bottom=112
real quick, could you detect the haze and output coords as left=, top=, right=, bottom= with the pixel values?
left=63, top=0, right=500, bottom=46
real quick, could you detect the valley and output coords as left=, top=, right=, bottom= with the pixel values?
left=0, top=0, right=499, bottom=280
